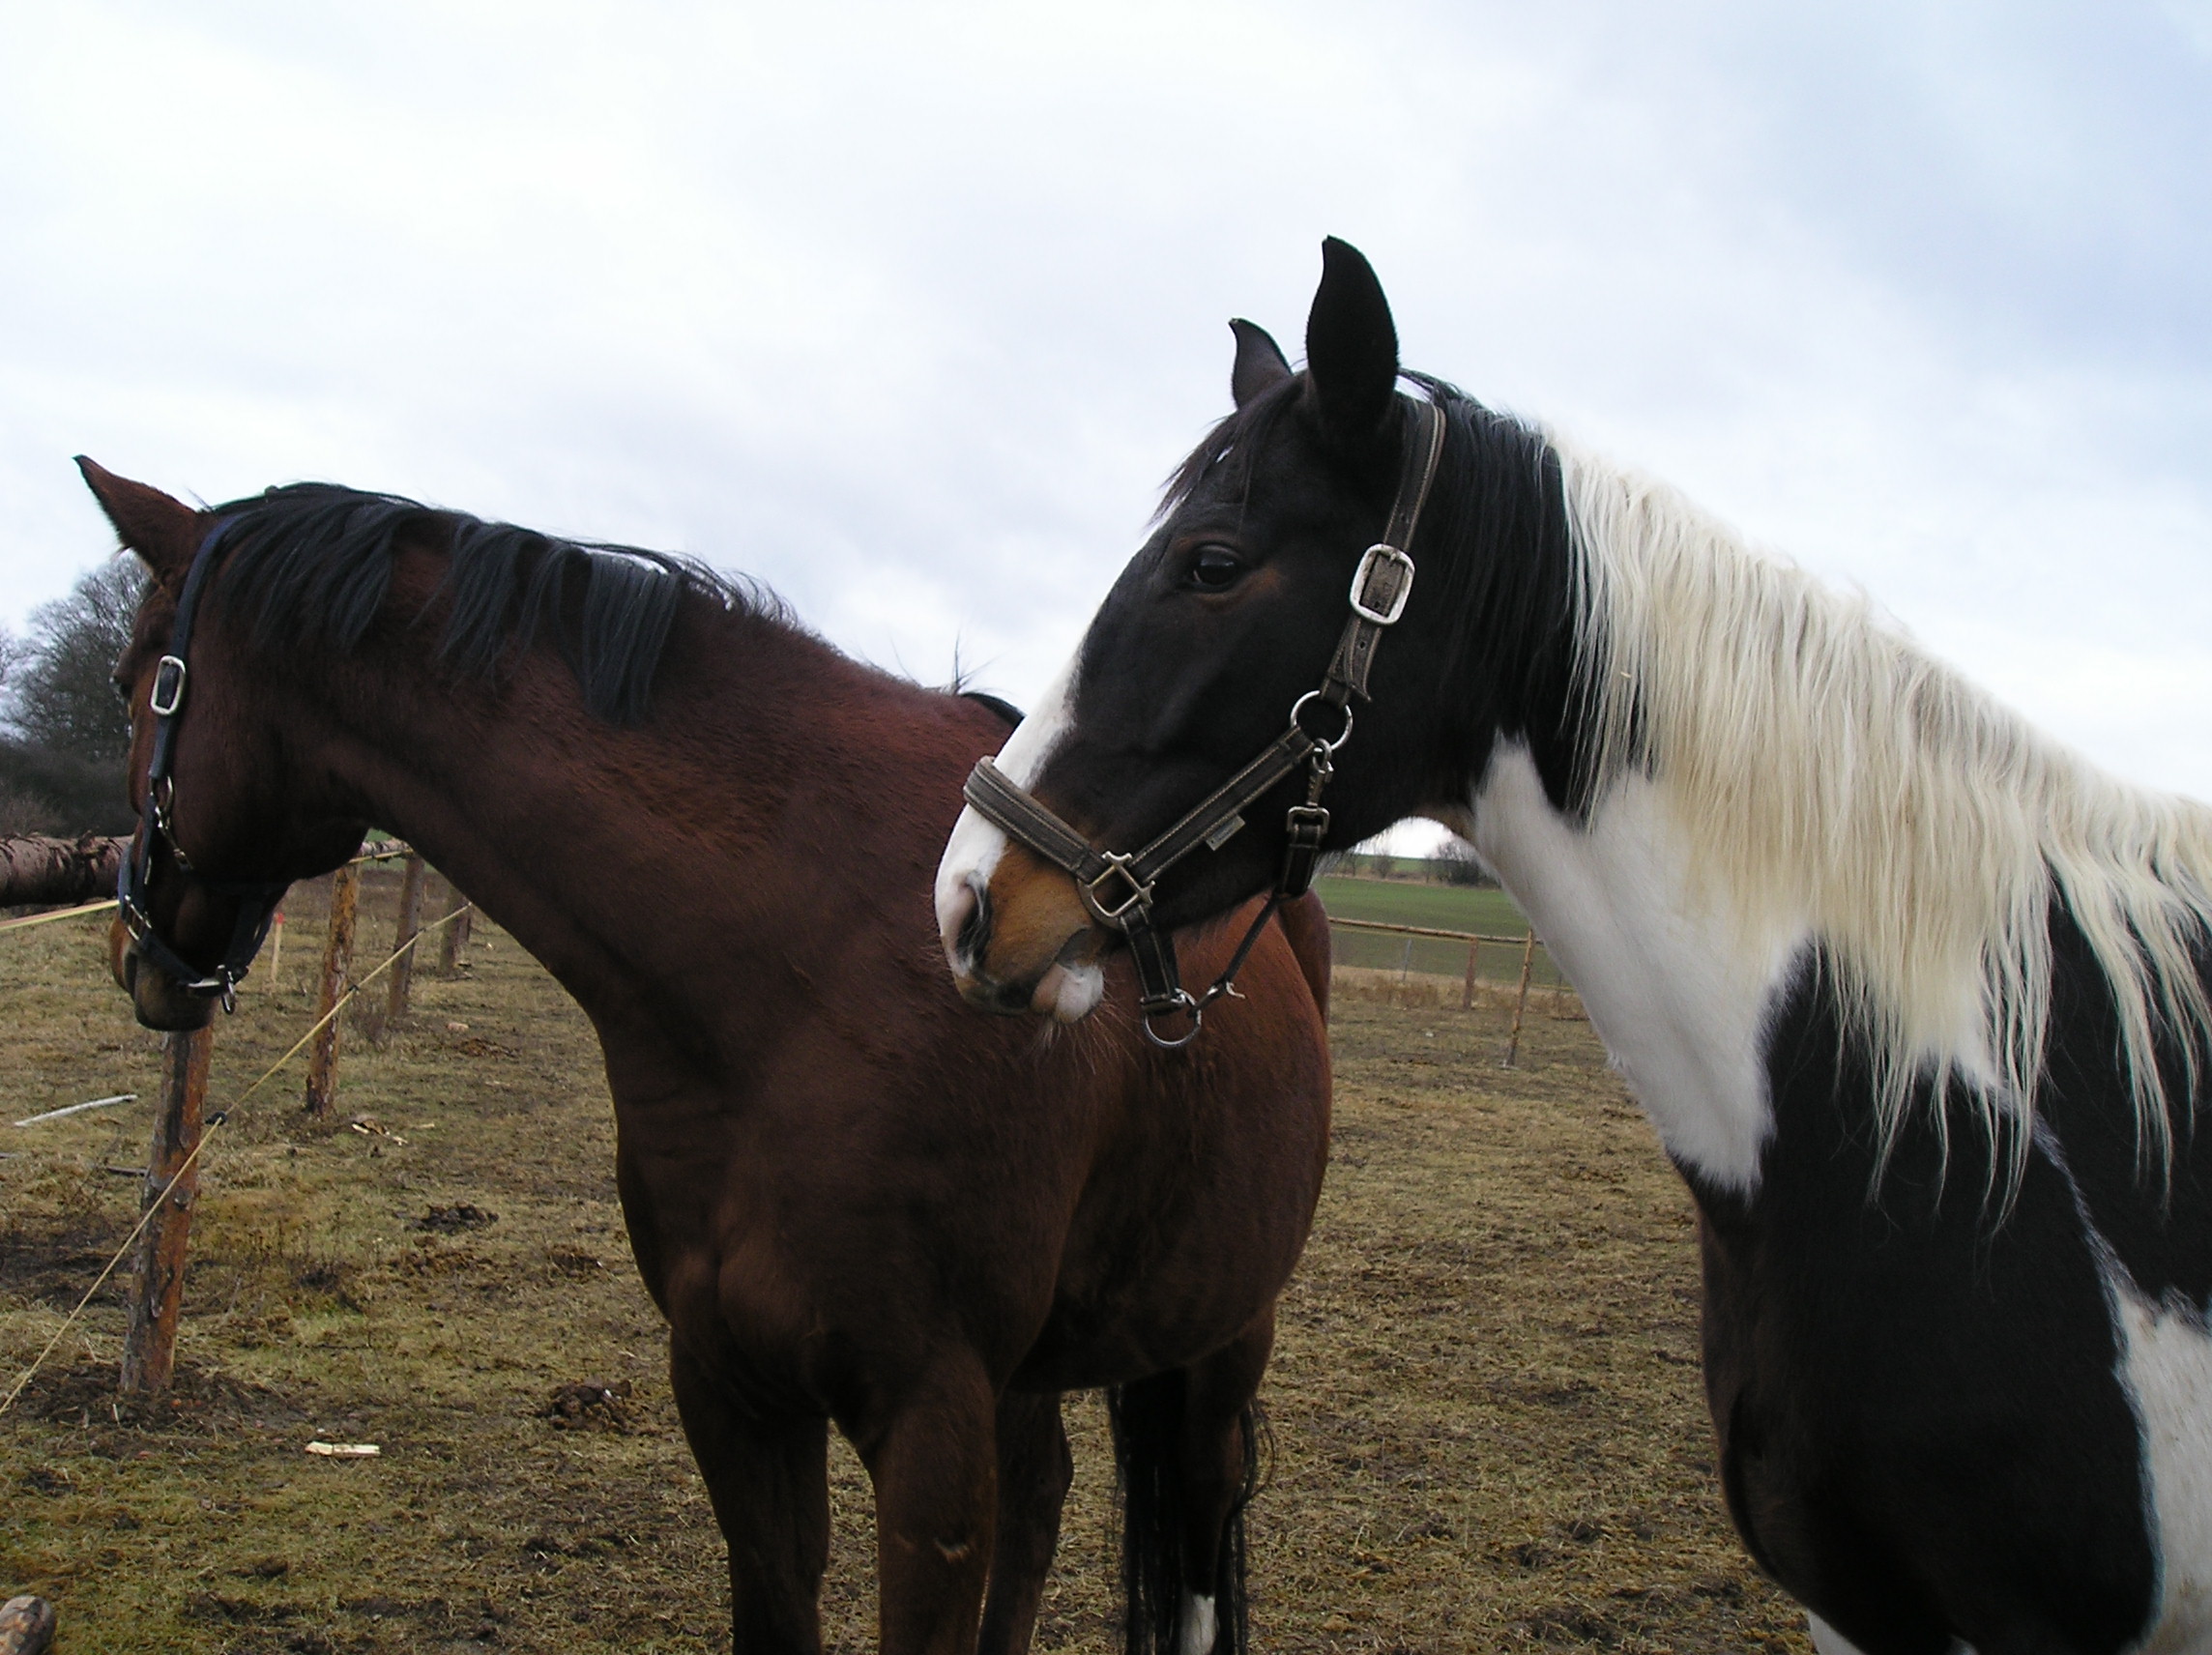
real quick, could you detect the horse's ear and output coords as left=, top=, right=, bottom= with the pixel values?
left=1303, top=237, right=1400, bottom=463
left=1229, top=318, right=1293, bottom=408
left=75, top=457, right=205, bottom=587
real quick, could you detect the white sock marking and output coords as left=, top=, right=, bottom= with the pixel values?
left=1177, top=1591, right=1217, bottom=1655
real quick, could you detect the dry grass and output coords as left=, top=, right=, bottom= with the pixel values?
left=1, top=875, right=1807, bottom=1652
left=1328, top=965, right=1586, bottom=1021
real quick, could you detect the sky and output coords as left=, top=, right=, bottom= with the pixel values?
left=4, top=1, right=2209, bottom=854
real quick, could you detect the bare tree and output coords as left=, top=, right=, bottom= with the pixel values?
left=1436, top=837, right=1498, bottom=887
left=0, top=620, right=43, bottom=835
left=7, top=560, right=143, bottom=763
left=0, top=560, right=144, bottom=833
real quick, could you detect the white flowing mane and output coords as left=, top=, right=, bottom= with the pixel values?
left=1551, top=433, right=2212, bottom=1184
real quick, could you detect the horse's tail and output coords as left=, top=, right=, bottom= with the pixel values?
left=1106, top=1376, right=1263, bottom=1655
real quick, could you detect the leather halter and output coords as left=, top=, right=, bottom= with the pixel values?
left=117, top=518, right=290, bottom=1013
left=964, top=392, right=1446, bottom=1048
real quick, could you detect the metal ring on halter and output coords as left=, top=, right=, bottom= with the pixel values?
left=1142, top=991, right=1205, bottom=1050
left=1289, top=689, right=1354, bottom=754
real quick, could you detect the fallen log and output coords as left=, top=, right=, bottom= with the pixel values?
left=0, top=833, right=126, bottom=908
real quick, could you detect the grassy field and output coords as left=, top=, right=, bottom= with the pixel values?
left=1, top=873, right=1802, bottom=1653
left=1314, top=876, right=1564, bottom=987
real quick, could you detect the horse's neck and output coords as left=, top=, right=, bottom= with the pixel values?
left=1427, top=441, right=1819, bottom=1196
left=323, top=616, right=888, bottom=1049
left=1443, top=742, right=1800, bottom=1195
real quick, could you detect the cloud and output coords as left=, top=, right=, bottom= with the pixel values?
left=4, top=0, right=2207, bottom=805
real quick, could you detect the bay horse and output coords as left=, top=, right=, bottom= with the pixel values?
left=81, top=460, right=1332, bottom=1655
left=934, top=239, right=2212, bottom=1655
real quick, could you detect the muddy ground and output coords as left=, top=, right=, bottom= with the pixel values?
left=1, top=872, right=1807, bottom=1652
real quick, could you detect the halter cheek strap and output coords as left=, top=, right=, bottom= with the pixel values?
left=963, top=392, right=1446, bottom=1048
left=118, top=517, right=290, bottom=1013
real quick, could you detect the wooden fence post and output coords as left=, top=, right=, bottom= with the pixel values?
left=1462, top=939, right=1480, bottom=1011
left=360, top=853, right=425, bottom=1044
left=263, top=901, right=286, bottom=994
left=120, top=1025, right=212, bottom=1396
left=435, top=876, right=472, bottom=975
left=1501, top=929, right=1537, bottom=1068
left=306, top=864, right=359, bottom=1117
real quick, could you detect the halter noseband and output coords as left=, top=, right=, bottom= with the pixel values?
left=117, top=517, right=290, bottom=1013
left=963, top=392, right=1447, bottom=1049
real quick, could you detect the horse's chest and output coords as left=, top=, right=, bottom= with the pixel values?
left=1684, top=1045, right=2197, bottom=1650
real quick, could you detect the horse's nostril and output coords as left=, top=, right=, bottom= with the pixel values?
left=955, top=877, right=991, bottom=966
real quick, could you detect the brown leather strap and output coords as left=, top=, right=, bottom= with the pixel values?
left=962, top=388, right=1448, bottom=1047
left=1121, top=727, right=1316, bottom=888
left=1123, top=923, right=1188, bottom=1018
left=963, top=758, right=1115, bottom=888
left=1324, top=396, right=1444, bottom=701
left=1278, top=800, right=1331, bottom=899
left=964, top=758, right=1201, bottom=1017
left=966, top=744, right=1316, bottom=1025
left=966, top=721, right=1318, bottom=929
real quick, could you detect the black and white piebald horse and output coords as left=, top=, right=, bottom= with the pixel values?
left=934, top=238, right=2212, bottom=1654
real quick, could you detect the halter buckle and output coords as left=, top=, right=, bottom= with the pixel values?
left=149, top=654, right=189, bottom=717
left=1348, top=543, right=1415, bottom=626
left=1285, top=803, right=1330, bottom=850
left=1082, top=856, right=1153, bottom=927
left=118, top=888, right=153, bottom=947
left=1279, top=802, right=1331, bottom=900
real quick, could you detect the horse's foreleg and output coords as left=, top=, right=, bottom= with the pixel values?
left=976, top=1389, right=1073, bottom=1655
left=857, top=1353, right=1001, bottom=1655
left=668, top=1333, right=830, bottom=1654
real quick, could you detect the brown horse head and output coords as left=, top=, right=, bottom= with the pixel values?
left=83, top=461, right=370, bottom=1028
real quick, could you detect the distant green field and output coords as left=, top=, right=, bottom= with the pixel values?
left=1314, top=875, right=1562, bottom=984
left=1313, top=876, right=1528, bottom=932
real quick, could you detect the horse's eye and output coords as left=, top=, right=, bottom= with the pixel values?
left=1186, top=545, right=1243, bottom=592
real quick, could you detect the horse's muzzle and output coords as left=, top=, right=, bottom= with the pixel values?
left=938, top=855, right=1107, bottom=1023
left=112, top=920, right=218, bottom=1032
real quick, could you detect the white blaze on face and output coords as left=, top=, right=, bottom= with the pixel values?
left=937, top=653, right=1078, bottom=932
left=936, top=652, right=1105, bottom=1019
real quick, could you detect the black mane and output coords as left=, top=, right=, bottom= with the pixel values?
left=1393, top=372, right=1586, bottom=784
left=204, top=482, right=771, bottom=724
